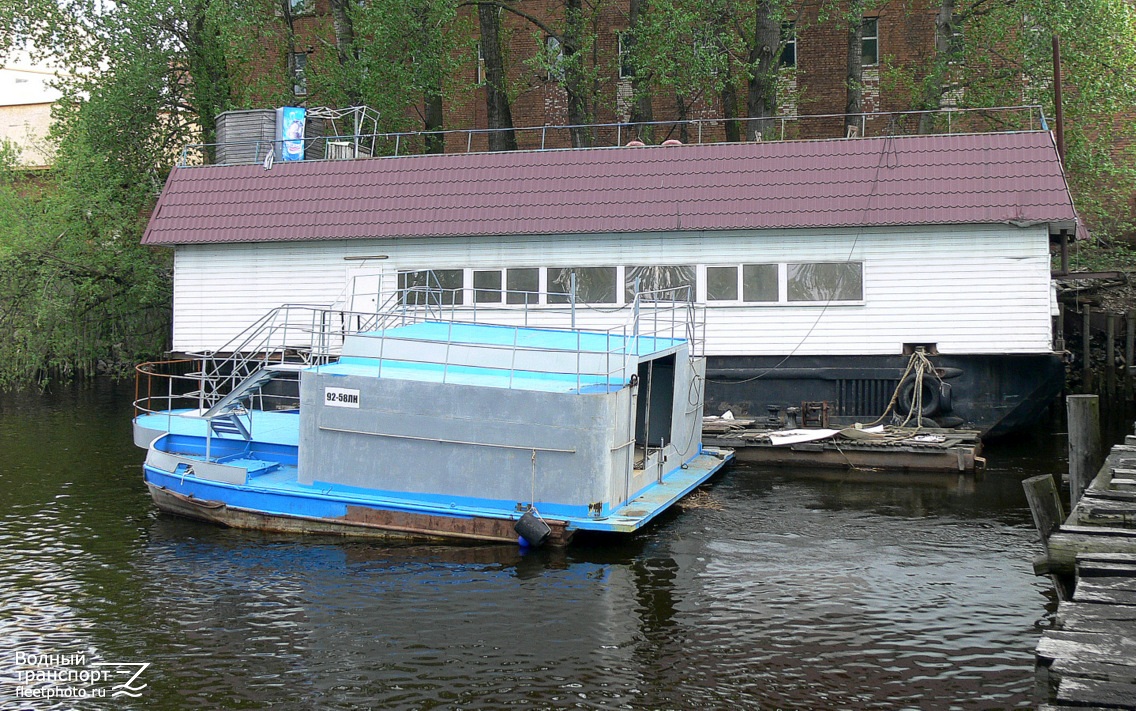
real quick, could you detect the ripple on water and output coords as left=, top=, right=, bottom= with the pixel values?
left=0, top=385, right=1062, bottom=709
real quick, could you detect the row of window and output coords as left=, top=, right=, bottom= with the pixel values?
left=474, top=19, right=880, bottom=88
left=396, top=263, right=863, bottom=306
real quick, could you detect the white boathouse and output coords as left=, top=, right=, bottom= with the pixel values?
left=142, top=128, right=1079, bottom=435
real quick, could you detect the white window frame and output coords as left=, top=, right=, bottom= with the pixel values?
left=546, top=36, right=565, bottom=81
left=617, top=32, right=634, bottom=80
left=861, top=18, right=879, bottom=67
left=780, top=21, right=796, bottom=69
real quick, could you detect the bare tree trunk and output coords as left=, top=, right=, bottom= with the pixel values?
left=329, top=0, right=361, bottom=105
left=186, top=7, right=232, bottom=158
left=918, top=0, right=956, bottom=134
left=675, top=91, right=689, bottom=143
left=745, top=0, right=780, bottom=141
left=844, top=0, right=865, bottom=136
left=412, top=2, right=444, bottom=154
left=627, top=0, right=654, bottom=142
left=424, top=88, right=444, bottom=153
left=329, top=0, right=356, bottom=67
left=715, top=7, right=741, bottom=142
left=722, top=68, right=741, bottom=142
left=478, top=2, right=517, bottom=151
left=563, top=0, right=593, bottom=147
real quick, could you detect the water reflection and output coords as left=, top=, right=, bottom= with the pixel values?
left=0, top=382, right=1090, bottom=709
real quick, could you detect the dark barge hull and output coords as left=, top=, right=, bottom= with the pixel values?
left=705, top=353, right=1065, bottom=438
left=146, top=483, right=575, bottom=545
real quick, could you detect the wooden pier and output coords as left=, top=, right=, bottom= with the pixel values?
left=702, top=417, right=983, bottom=473
left=1027, top=431, right=1136, bottom=709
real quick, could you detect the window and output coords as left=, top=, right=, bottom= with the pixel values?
left=277, top=0, right=313, bottom=17
left=706, top=266, right=739, bottom=301
left=742, top=264, right=779, bottom=302
left=476, top=41, right=486, bottom=84
left=780, top=21, right=796, bottom=68
left=545, top=36, right=565, bottom=81
left=290, top=52, right=308, bottom=96
left=861, top=18, right=878, bottom=66
left=398, top=269, right=464, bottom=306
left=626, top=266, right=695, bottom=302
left=473, top=269, right=502, bottom=303
left=787, top=262, right=863, bottom=302
left=506, top=268, right=539, bottom=304
left=693, top=27, right=720, bottom=75
left=548, top=267, right=617, bottom=304
left=617, top=32, right=634, bottom=79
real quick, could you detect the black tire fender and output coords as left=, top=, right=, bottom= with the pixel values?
left=896, top=375, right=942, bottom=417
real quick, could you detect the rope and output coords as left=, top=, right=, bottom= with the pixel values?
left=862, top=349, right=942, bottom=435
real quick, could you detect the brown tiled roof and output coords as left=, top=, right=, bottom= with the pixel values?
left=141, top=130, right=1077, bottom=245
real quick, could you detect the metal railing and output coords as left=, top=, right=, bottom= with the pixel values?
left=177, top=105, right=1047, bottom=166
left=134, top=283, right=704, bottom=417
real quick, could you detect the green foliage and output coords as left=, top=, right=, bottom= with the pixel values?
left=947, top=0, right=1136, bottom=239
left=1061, top=241, right=1136, bottom=273
left=0, top=120, right=173, bottom=387
left=314, top=0, right=472, bottom=139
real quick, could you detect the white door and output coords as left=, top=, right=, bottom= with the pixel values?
left=346, top=266, right=384, bottom=314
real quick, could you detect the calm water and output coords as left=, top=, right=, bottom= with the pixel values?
left=0, top=382, right=1085, bottom=709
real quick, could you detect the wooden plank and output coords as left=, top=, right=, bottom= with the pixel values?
left=1079, top=561, right=1136, bottom=578
left=1025, top=473, right=1066, bottom=542
left=1081, top=496, right=1136, bottom=513
left=1045, top=530, right=1136, bottom=576
left=1084, top=488, right=1136, bottom=502
left=1037, top=630, right=1136, bottom=665
left=1057, top=677, right=1136, bottom=709
left=1078, top=552, right=1136, bottom=565
left=1059, top=525, right=1136, bottom=538
left=1074, top=579, right=1136, bottom=605
left=1058, top=601, right=1136, bottom=627
left=1052, top=658, right=1136, bottom=684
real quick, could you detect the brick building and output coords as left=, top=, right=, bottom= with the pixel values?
left=277, top=0, right=949, bottom=148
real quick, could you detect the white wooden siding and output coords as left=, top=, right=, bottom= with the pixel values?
left=171, top=225, right=1053, bottom=356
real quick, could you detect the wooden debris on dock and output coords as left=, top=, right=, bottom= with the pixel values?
left=1036, top=554, right=1136, bottom=709
left=702, top=416, right=983, bottom=473
left=1032, top=444, right=1136, bottom=577
left=1029, top=422, right=1136, bottom=710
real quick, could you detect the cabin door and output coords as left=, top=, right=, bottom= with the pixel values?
left=346, top=265, right=384, bottom=312
left=345, top=265, right=385, bottom=331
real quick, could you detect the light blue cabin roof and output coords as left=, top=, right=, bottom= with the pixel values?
left=317, top=321, right=687, bottom=393
left=363, top=321, right=685, bottom=356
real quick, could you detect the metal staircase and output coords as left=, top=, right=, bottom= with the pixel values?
left=208, top=411, right=251, bottom=440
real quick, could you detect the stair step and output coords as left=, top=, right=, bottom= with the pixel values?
left=209, top=414, right=250, bottom=440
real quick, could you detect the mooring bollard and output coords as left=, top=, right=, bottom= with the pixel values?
left=1066, top=394, right=1101, bottom=507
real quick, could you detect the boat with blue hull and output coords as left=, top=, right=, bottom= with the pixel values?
left=133, top=289, right=733, bottom=546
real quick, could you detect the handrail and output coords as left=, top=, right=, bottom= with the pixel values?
left=177, top=105, right=1047, bottom=166
left=139, top=283, right=703, bottom=413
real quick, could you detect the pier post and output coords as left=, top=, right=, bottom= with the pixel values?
left=1107, top=313, right=1117, bottom=397
left=1126, top=310, right=1134, bottom=396
left=1081, top=305, right=1092, bottom=392
left=1055, top=303, right=1065, bottom=353
left=1066, top=394, right=1101, bottom=507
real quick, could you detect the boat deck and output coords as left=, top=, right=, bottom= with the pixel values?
left=136, top=409, right=299, bottom=446
left=143, top=436, right=732, bottom=534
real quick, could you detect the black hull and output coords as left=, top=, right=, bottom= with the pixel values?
left=705, top=353, right=1064, bottom=438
